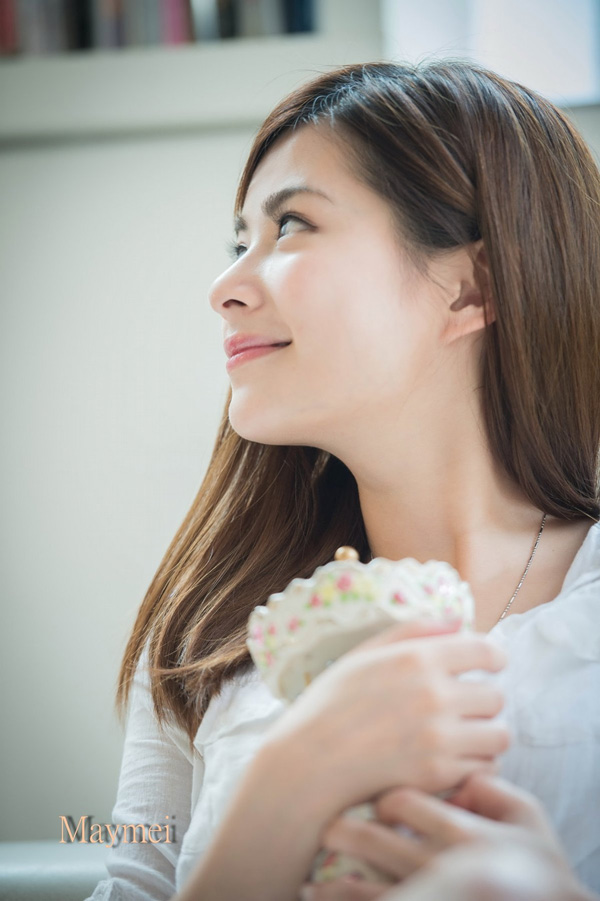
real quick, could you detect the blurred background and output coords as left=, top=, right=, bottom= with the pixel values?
left=0, top=0, right=599, bottom=843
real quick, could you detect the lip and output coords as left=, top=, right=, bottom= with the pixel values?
left=224, top=333, right=291, bottom=359
left=225, top=343, right=289, bottom=372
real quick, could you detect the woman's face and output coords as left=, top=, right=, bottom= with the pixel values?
left=209, top=123, right=451, bottom=452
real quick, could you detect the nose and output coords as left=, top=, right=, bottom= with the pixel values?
left=208, top=259, right=265, bottom=321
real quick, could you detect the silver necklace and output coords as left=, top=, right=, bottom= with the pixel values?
left=364, top=512, right=548, bottom=626
left=496, top=512, right=547, bottom=623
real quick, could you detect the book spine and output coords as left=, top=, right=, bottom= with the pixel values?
left=63, top=0, right=93, bottom=50
left=46, top=0, right=69, bottom=51
left=143, top=0, right=161, bottom=44
left=122, top=0, right=146, bottom=45
left=17, top=0, right=48, bottom=53
left=190, top=0, right=219, bottom=41
left=234, top=0, right=259, bottom=37
left=217, top=0, right=235, bottom=38
left=258, top=0, right=284, bottom=36
left=92, top=0, right=124, bottom=49
left=160, top=0, right=192, bottom=44
left=0, top=0, right=19, bottom=53
left=282, top=0, right=313, bottom=33
left=235, top=0, right=285, bottom=38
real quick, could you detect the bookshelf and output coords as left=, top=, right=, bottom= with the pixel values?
left=0, top=2, right=383, bottom=145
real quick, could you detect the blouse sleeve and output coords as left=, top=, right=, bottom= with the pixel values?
left=85, top=646, right=198, bottom=901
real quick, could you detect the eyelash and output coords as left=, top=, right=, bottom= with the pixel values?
left=225, top=213, right=306, bottom=262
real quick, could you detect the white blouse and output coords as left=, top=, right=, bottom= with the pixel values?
left=86, top=521, right=600, bottom=900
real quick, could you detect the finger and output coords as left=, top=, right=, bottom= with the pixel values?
left=461, top=758, right=501, bottom=776
left=375, top=786, right=478, bottom=847
left=446, top=757, right=501, bottom=790
left=451, top=680, right=506, bottom=718
left=405, top=751, right=500, bottom=795
left=350, top=618, right=463, bottom=656
left=322, top=816, right=430, bottom=880
left=436, top=633, right=508, bottom=675
left=448, top=773, right=549, bottom=831
left=442, top=757, right=498, bottom=792
left=300, top=878, right=390, bottom=900
left=378, top=843, right=561, bottom=901
left=418, top=717, right=510, bottom=761
left=452, top=721, right=512, bottom=758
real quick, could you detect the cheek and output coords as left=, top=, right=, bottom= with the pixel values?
left=276, top=248, right=387, bottom=337
left=271, top=255, right=345, bottom=368
left=260, top=246, right=439, bottom=421
left=284, top=254, right=422, bottom=380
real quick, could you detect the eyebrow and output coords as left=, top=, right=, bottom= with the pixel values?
left=233, top=185, right=333, bottom=237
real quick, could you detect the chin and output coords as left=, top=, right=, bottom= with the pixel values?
left=227, top=393, right=315, bottom=448
left=228, top=396, right=290, bottom=446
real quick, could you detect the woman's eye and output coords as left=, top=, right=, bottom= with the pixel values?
left=277, top=212, right=305, bottom=237
left=224, top=213, right=307, bottom=262
left=225, top=239, right=245, bottom=261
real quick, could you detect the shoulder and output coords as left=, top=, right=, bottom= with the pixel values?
left=490, top=529, right=600, bottom=747
left=537, top=518, right=600, bottom=660
left=125, top=642, right=196, bottom=763
left=131, top=646, right=285, bottom=756
left=192, top=666, right=285, bottom=753
left=491, top=519, right=600, bottom=661
left=560, top=519, right=600, bottom=594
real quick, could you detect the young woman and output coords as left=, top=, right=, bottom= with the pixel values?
left=87, top=59, right=600, bottom=901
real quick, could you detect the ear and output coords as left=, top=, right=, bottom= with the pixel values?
left=442, top=241, right=495, bottom=345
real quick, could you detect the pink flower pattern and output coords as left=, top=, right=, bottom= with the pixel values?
left=250, top=567, right=467, bottom=677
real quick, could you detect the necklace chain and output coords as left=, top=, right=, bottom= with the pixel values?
left=496, top=512, right=547, bottom=624
left=365, top=512, right=548, bottom=626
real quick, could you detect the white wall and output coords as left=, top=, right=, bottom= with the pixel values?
left=381, top=0, right=600, bottom=106
left=0, top=127, right=247, bottom=839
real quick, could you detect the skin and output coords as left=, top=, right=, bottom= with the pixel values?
left=298, top=774, right=597, bottom=901
left=209, top=122, right=593, bottom=634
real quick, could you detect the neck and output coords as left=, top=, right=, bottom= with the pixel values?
left=323, top=400, right=544, bottom=589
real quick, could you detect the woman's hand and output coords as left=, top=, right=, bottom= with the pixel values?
left=265, top=618, right=509, bottom=816
left=298, top=774, right=595, bottom=901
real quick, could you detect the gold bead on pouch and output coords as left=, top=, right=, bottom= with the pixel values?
left=334, top=546, right=360, bottom=562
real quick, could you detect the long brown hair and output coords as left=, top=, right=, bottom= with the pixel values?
left=116, top=59, right=600, bottom=744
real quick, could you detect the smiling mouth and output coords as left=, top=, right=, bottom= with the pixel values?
left=226, top=342, right=291, bottom=371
